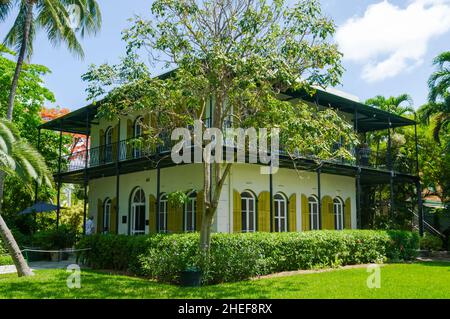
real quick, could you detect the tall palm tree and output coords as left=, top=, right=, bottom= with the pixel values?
left=0, top=119, right=53, bottom=276
left=0, top=0, right=102, bottom=120
left=420, top=51, right=450, bottom=144
left=0, top=1, right=100, bottom=277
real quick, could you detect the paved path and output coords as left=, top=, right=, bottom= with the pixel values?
left=0, top=258, right=78, bottom=275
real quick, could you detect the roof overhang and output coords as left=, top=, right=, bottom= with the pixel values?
left=40, top=77, right=415, bottom=135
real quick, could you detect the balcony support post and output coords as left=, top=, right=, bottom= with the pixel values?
left=414, top=114, right=424, bottom=236
left=356, top=167, right=362, bottom=229
left=83, top=109, right=90, bottom=235
left=317, top=167, right=322, bottom=229
left=56, top=120, right=63, bottom=229
left=269, top=164, right=273, bottom=232
left=156, top=161, right=161, bottom=233
left=387, top=116, right=395, bottom=216
left=115, top=119, right=121, bottom=234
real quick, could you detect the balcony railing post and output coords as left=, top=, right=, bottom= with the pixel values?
left=56, top=120, right=63, bottom=229
left=83, top=108, right=90, bottom=235
left=115, top=119, right=121, bottom=234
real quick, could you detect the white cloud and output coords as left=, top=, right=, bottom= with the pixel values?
left=336, top=0, right=450, bottom=82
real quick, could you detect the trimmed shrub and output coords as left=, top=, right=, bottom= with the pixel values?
left=420, top=233, right=443, bottom=251
left=76, top=230, right=419, bottom=285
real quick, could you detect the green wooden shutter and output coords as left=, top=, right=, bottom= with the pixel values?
left=196, top=191, right=204, bottom=231
left=257, top=191, right=270, bottom=232
left=149, top=194, right=156, bottom=233
left=321, top=196, right=333, bottom=230
left=345, top=197, right=352, bottom=229
left=97, top=199, right=103, bottom=234
left=288, top=194, right=297, bottom=232
left=126, top=119, right=133, bottom=158
left=111, top=197, right=117, bottom=234
left=233, top=190, right=242, bottom=233
left=99, top=129, right=105, bottom=163
left=301, top=194, right=309, bottom=231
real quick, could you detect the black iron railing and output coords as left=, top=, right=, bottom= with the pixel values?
left=61, top=135, right=173, bottom=173
left=60, top=136, right=416, bottom=175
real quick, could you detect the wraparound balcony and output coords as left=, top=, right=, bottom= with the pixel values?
left=58, top=136, right=417, bottom=176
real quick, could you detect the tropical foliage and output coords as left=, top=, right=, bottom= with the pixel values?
left=419, top=51, right=450, bottom=145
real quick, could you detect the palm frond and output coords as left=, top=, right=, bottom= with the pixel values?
left=0, top=0, right=14, bottom=22
left=0, top=119, right=53, bottom=188
left=3, top=1, right=36, bottom=58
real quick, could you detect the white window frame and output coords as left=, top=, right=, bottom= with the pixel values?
left=158, top=193, right=168, bottom=232
left=103, top=198, right=111, bottom=233
left=308, top=196, right=320, bottom=230
left=184, top=191, right=196, bottom=232
left=334, top=197, right=344, bottom=230
left=131, top=188, right=146, bottom=235
left=133, top=117, right=144, bottom=158
left=274, top=193, right=287, bottom=232
left=241, top=191, right=256, bottom=232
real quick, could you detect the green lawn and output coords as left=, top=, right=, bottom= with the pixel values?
left=0, top=262, right=449, bottom=299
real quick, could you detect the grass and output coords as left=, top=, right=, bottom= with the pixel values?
left=0, top=262, right=449, bottom=299
left=0, top=255, right=13, bottom=266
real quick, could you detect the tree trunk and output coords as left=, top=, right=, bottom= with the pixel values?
left=0, top=172, right=34, bottom=277
left=0, top=0, right=35, bottom=277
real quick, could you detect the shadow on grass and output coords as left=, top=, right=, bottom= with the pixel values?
left=0, top=269, right=314, bottom=299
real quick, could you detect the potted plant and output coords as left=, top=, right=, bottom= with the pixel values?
left=180, top=265, right=202, bottom=287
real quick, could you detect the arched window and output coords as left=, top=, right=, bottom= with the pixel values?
left=274, top=193, right=287, bottom=232
left=105, top=126, right=113, bottom=162
left=184, top=191, right=197, bottom=232
left=103, top=198, right=112, bottom=233
left=133, top=117, right=144, bottom=158
left=158, top=193, right=168, bottom=233
left=131, top=188, right=146, bottom=235
left=241, top=191, right=256, bottom=232
left=308, top=196, right=320, bottom=230
left=333, top=197, right=344, bottom=230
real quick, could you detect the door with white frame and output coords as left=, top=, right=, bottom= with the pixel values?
left=333, top=197, right=344, bottom=230
left=274, top=193, right=288, bottom=232
left=105, top=126, right=113, bottom=163
left=103, top=198, right=111, bottom=233
left=158, top=193, right=168, bottom=232
left=184, top=191, right=197, bottom=232
left=133, top=117, right=144, bottom=158
left=308, top=196, right=320, bottom=230
left=131, top=188, right=146, bottom=235
left=241, top=191, right=256, bottom=232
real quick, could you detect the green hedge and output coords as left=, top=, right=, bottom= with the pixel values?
left=76, top=230, right=419, bottom=285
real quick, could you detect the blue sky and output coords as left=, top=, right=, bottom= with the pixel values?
left=1, top=0, right=450, bottom=110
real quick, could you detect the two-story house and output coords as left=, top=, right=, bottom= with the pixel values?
left=39, top=86, right=424, bottom=236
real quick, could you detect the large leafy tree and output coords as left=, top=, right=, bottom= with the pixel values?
left=0, top=0, right=102, bottom=120
left=0, top=119, right=52, bottom=277
left=83, top=0, right=357, bottom=254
